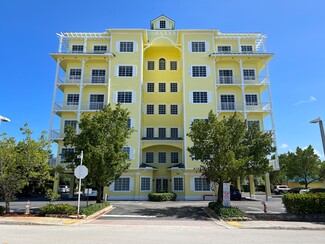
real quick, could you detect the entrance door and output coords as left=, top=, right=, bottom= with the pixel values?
left=156, top=179, right=168, bottom=193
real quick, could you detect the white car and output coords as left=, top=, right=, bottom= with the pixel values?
left=274, top=185, right=290, bottom=195
left=58, top=185, right=70, bottom=194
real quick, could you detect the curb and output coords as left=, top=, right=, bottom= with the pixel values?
left=80, top=205, right=113, bottom=224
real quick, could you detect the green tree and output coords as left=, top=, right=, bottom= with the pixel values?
left=0, top=124, right=52, bottom=213
left=280, top=146, right=324, bottom=188
left=64, top=104, right=134, bottom=203
left=187, top=111, right=275, bottom=203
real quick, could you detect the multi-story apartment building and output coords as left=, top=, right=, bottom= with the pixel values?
left=49, top=15, right=278, bottom=200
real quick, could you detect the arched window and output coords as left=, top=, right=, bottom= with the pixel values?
left=159, top=58, right=166, bottom=70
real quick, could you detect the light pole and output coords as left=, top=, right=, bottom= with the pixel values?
left=310, top=117, right=325, bottom=156
left=0, top=115, right=11, bottom=127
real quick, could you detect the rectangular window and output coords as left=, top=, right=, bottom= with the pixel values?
left=241, top=45, right=253, bottom=53
left=193, top=92, right=208, bottom=103
left=89, top=94, right=104, bottom=110
left=120, top=42, right=134, bottom=52
left=93, top=45, right=107, bottom=53
left=67, top=94, right=79, bottom=106
left=127, top=118, right=132, bottom=128
left=245, top=94, right=258, bottom=106
left=71, top=45, right=84, bottom=53
left=91, top=69, right=106, bottom=83
left=219, top=70, right=233, bottom=84
left=170, top=105, right=178, bottom=115
left=192, top=42, right=206, bottom=52
left=148, top=61, right=155, bottom=70
left=147, top=104, right=154, bottom=114
left=117, top=92, right=133, bottom=103
left=247, top=120, right=260, bottom=128
left=159, top=83, right=166, bottom=92
left=220, top=95, right=235, bottom=110
left=158, top=152, right=166, bottom=163
left=159, top=105, right=166, bottom=115
left=170, top=128, right=178, bottom=139
left=114, top=178, right=130, bottom=191
left=146, top=152, right=154, bottom=163
left=69, top=69, right=82, bottom=80
left=243, top=69, right=256, bottom=80
left=146, top=128, right=154, bottom=138
left=173, top=177, right=183, bottom=191
left=192, top=66, right=207, bottom=77
left=64, top=120, right=77, bottom=131
left=122, top=146, right=131, bottom=159
left=160, top=20, right=166, bottom=29
left=61, top=148, right=75, bottom=161
left=170, top=83, right=178, bottom=92
left=159, top=128, right=166, bottom=139
left=171, top=152, right=179, bottom=164
left=217, top=46, right=231, bottom=53
left=147, top=83, right=154, bottom=92
left=141, top=177, right=151, bottom=191
left=194, top=178, right=210, bottom=191
left=170, top=61, right=177, bottom=70
left=118, top=66, right=133, bottom=77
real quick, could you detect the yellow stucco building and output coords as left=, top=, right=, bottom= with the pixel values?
left=49, top=15, right=278, bottom=200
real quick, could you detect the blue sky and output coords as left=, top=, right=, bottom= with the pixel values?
left=0, top=0, right=324, bottom=159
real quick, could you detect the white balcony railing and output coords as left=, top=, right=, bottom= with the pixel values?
left=54, top=102, right=105, bottom=112
left=217, top=76, right=268, bottom=85
left=218, top=102, right=271, bottom=112
left=57, top=76, right=107, bottom=84
left=49, top=129, right=61, bottom=140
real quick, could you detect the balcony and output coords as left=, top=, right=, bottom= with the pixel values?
left=218, top=102, right=272, bottom=112
left=49, top=129, right=62, bottom=140
left=56, top=76, right=108, bottom=85
left=217, top=76, right=269, bottom=85
left=53, top=102, right=105, bottom=112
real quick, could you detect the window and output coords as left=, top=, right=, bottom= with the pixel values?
left=148, top=61, right=155, bottom=70
left=170, top=128, right=178, bottom=139
left=245, top=94, right=258, bottom=106
left=247, top=120, right=260, bottom=128
left=91, top=69, right=106, bottom=83
left=217, top=46, right=231, bottom=53
left=117, top=92, right=132, bottom=103
left=170, top=61, right=177, bottom=70
left=118, top=66, right=133, bottom=77
left=171, top=152, right=179, bottom=164
left=93, top=45, right=107, bottom=53
left=170, top=105, right=178, bottom=115
left=64, top=120, right=77, bottom=131
left=147, top=83, right=154, bottom=92
left=122, top=146, right=131, bottom=159
left=159, top=83, right=166, bottom=92
left=194, top=178, right=211, bottom=191
left=193, top=92, right=208, bottom=103
left=61, top=148, right=75, bottom=161
left=147, top=104, right=154, bottom=114
left=243, top=69, right=256, bottom=80
left=173, top=177, right=183, bottom=191
left=89, top=94, right=104, bottom=110
left=71, top=45, right=83, bottom=53
left=146, top=152, right=154, bottom=163
left=158, top=152, right=166, bottom=163
left=114, top=178, right=130, bottom=191
left=191, top=42, right=206, bottom=52
left=160, top=20, right=166, bottom=29
left=67, top=94, right=79, bottom=106
left=69, top=69, right=81, bottom=80
left=220, top=95, right=235, bottom=110
left=127, top=118, right=132, bottom=128
left=192, top=66, right=207, bottom=77
left=159, top=58, right=166, bottom=70
left=146, top=128, right=154, bottom=138
left=119, top=42, right=134, bottom=52
left=159, top=128, right=166, bottom=139
left=241, top=45, right=253, bottom=53
left=219, top=70, right=233, bottom=84
left=159, top=105, right=166, bottom=115
left=170, top=83, right=178, bottom=92
left=141, top=177, right=151, bottom=191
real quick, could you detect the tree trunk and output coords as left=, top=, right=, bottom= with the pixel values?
left=217, top=180, right=223, bottom=204
left=5, top=200, right=10, bottom=214
left=96, top=184, right=103, bottom=203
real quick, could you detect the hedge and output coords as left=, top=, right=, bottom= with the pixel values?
left=282, top=193, right=325, bottom=214
left=208, top=202, right=245, bottom=218
left=0, top=206, right=5, bottom=215
left=39, top=204, right=77, bottom=215
left=148, top=192, right=177, bottom=201
left=80, top=202, right=110, bottom=216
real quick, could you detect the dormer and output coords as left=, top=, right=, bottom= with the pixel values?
left=150, top=15, right=175, bottom=30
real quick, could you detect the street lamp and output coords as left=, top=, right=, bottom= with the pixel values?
left=0, top=115, right=11, bottom=126
left=310, top=117, right=325, bottom=156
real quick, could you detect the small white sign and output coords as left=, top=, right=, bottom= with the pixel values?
left=223, top=183, right=231, bottom=207
left=74, top=165, right=88, bottom=179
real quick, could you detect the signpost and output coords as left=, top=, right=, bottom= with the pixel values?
left=74, top=151, right=88, bottom=215
left=223, top=183, right=231, bottom=207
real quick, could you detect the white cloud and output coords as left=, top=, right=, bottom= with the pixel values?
left=302, top=146, right=324, bottom=159
left=280, top=144, right=289, bottom=149
left=294, top=96, right=317, bottom=106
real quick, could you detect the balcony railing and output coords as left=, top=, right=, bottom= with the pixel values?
left=218, top=102, right=271, bottom=112
left=142, top=137, right=183, bottom=140
left=58, top=50, right=111, bottom=55
left=49, top=129, right=61, bottom=140
left=54, top=102, right=105, bottom=111
left=217, top=76, right=268, bottom=85
left=56, top=76, right=108, bottom=84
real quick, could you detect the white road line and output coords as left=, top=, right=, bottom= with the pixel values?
left=102, top=214, right=157, bottom=218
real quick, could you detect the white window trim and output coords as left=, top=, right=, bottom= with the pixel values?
left=146, top=82, right=155, bottom=92
left=92, top=44, right=108, bottom=53
left=173, top=177, right=184, bottom=192
left=110, top=177, right=133, bottom=192
left=123, top=146, right=135, bottom=160
left=170, top=82, right=178, bottom=93
left=158, top=104, right=167, bottom=115
left=245, top=93, right=259, bottom=106
left=158, top=151, right=167, bottom=163
left=170, top=104, right=178, bottom=115
left=190, top=117, right=208, bottom=125
left=146, top=104, right=155, bottom=115
left=158, top=82, right=166, bottom=93
left=147, top=60, right=155, bottom=70
left=169, top=61, right=179, bottom=71
left=241, top=45, right=254, bottom=53
left=113, top=91, right=136, bottom=104
left=189, top=65, right=210, bottom=78
left=192, top=177, right=213, bottom=192
left=140, top=176, right=152, bottom=192
left=190, top=91, right=212, bottom=104
left=68, top=67, right=82, bottom=80
left=188, top=41, right=209, bottom=53
left=88, top=93, right=105, bottom=110
left=145, top=151, right=155, bottom=164
left=128, top=118, right=135, bottom=128
left=243, top=68, right=256, bottom=80
left=66, top=93, right=80, bottom=106
left=116, top=41, right=137, bottom=53
left=216, top=45, right=233, bottom=53
left=115, top=65, right=137, bottom=78
left=247, top=119, right=262, bottom=130
left=145, top=127, right=154, bottom=138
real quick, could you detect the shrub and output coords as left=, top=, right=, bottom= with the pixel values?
left=39, top=204, right=77, bottom=215
left=0, top=206, right=5, bottom=215
left=208, top=202, right=245, bottom=218
left=80, top=202, right=110, bottom=216
left=148, top=192, right=177, bottom=201
left=282, top=193, right=325, bottom=214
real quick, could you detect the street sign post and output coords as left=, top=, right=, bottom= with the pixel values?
left=75, top=151, right=88, bottom=214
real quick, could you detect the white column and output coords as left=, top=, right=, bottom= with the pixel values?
left=239, top=60, right=247, bottom=119
left=214, top=59, right=218, bottom=114
left=138, top=33, right=144, bottom=169
left=182, top=33, right=187, bottom=169
left=77, top=59, right=86, bottom=133
left=83, top=37, right=87, bottom=53
left=237, top=37, right=241, bottom=53
left=58, top=36, right=63, bottom=53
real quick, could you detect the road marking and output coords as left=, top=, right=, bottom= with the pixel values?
left=102, top=214, right=157, bottom=218
left=226, top=221, right=242, bottom=227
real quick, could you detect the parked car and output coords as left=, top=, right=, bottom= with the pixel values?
left=288, top=187, right=308, bottom=194
left=306, top=188, right=325, bottom=193
left=230, top=186, right=242, bottom=200
left=273, top=185, right=290, bottom=195
left=58, top=185, right=70, bottom=194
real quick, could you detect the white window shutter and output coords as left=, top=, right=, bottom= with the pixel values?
left=132, top=92, right=136, bottom=103
left=205, top=42, right=210, bottom=52
left=130, top=118, right=135, bottom=128
left=189, top=66, right=192, bottom=76
left=110, top=182, right=115, bottom=191
left=190, top=177, right=194, bottom=191
left=189, top=92, right=193, bottom=104
left=116, top=41, right=120, bottom=52
left=130, top=178, right=134, bottom=191
left=114, top=66, right=119, bottom=76
left=188, top=42, right=192, bottom=52
left=113, top=91, right=118, bottom=103
left=130, top=146, right=135, bottom=160
left=206, top=66, right=211, bottom=77
left=207, top=92, right=212, bottom=103
left=178, top=82, right=182, bottom=92
left=132, top=65, right=136, bottom=77
left=133, top=42, right=138, bottom=52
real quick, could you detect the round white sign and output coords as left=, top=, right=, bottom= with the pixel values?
left=74, top=165, right=88, bottom=179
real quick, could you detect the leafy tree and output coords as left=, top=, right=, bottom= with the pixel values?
left=187, top=111, right=275, bottom=203
left=280, top=146, right=324, bottom=188
left=64, top=104, right=134, bottom=203
left=0, top=124, right=52, bottom=213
